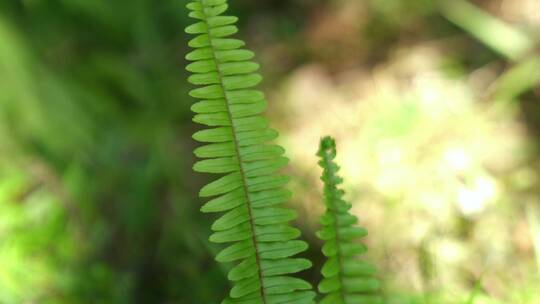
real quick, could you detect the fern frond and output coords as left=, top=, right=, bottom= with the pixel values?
left=185, top=1, right=315, bottom=303
left=316, top=136, right=382, bottom=304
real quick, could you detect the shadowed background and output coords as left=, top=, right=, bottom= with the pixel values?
left=0, top=0, right=539, bottom=303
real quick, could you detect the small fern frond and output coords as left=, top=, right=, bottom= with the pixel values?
left=185, top=1, right=315, bottom=303
left=316, top=136, right=382, bottom=304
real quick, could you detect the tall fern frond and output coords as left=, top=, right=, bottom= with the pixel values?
left=185, top=1, right=315, bottom=303
left=316, top=136, right=382, bottom=304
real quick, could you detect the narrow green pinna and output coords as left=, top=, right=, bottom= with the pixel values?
left=316, top=136, right=382, bottom=304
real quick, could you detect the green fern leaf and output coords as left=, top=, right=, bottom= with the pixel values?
left=316, top=136, right=382, bottom=304
left=185, top=1, right=315, bottom=303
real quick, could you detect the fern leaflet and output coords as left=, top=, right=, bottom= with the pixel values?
left=185, top=1, right=315, bottom=303
left=316, top=136, right=382, bottom=304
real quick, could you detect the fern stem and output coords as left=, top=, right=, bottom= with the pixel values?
left=320, top=141, right=347, bottom=302
left=199, top=0, right=268, bottom=301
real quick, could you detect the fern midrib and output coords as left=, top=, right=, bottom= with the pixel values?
left=199, top=0, right=268, bottom=302
left=323, top=151, right=347, bottom=302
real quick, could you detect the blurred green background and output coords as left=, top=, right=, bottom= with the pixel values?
left=0, top=0, right=539, bottom=303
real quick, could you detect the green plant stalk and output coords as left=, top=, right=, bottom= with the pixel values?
left=492, top=55, right=540, bottom=103
left=438, top=0, right=535, bottom=61
left=526, top=203, right=540, bottom=274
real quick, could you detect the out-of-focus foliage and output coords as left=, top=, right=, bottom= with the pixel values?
left=0, top=0, right=539, bottom=303
left=0, top=0, right=226, bottom=302
left=273, top=1, right=540, bottom=303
